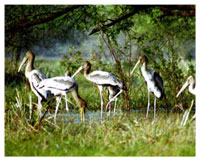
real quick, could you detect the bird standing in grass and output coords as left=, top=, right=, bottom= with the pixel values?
left=176, top=76, right=195, bottom=126
left=18, top=51, right=86, bottom=123
left=18, top=51, right=48, bottom=114
left=130, top=55, right=165, bottom=121
left=72, top=61, right=124, bottom=120
left=38, top=76, right=86, bottom=123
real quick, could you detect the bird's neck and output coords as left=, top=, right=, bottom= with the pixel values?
left=72, top=88, right=86, bottom=110
left=25, top=59, right=34, bottom=77
left=141, top=61, right=148, bottom=74
left=189, top=80, right=196, bottom=95
left=84, top=67, right=90, bottom=78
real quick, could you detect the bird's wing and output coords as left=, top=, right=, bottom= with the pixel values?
left=38, top=76, right=76, bottom=91
left=28, top=70, right=45, bottom=88
left=153, top=71, right=164, bottom=93
left=32, top=70, right=46, bottom=80
left=27, top=72, right=49, bottom=100
left=89, top=71, right=122, bottom=87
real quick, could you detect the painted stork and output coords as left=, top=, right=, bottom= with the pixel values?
left=18, top=51, right=86, bottom=123
left=130, top=55, right=165, bottom=120
left=176, top=76, right=196, bottom=97
left=37, top=76, right=86, bottom=123
left=176, top=76, right=195, bottom=126
left=72, top=61, right=124, bottom=120
left=18, top=51, right=47, bottom=114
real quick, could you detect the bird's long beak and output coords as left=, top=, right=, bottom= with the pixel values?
left=176, top=80, right=190, bottom=97
left=18, top=57, right=28, bottom=72
left=130, top=59, right=141, bottom=75
left=72, top=66, right=83, bottom=78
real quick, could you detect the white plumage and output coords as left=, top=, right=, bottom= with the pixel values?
left=176, top=76, right=195, bottom=97
left=87, top=71, right=123, bottom=88
left=18, top=51, right=86, bottom=123
left=72, top=61, right=124, bottom=120
left=18, top=51, right=50, bottom=115
left=141, top=69, right=162, bottom=98
left=131, top=55, right=164, bottom=121
left=37, top=76, right=83, bottom=123
left=38, top=77, right=77, bottom=94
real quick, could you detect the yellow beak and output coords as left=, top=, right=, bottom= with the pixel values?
left=176, top=80, right=190, bottom=97
left=72, top=66, right=83, bottom=78
left=130, top=59, right=141, bottom=75
left=18, top=57, right=28, bottom=72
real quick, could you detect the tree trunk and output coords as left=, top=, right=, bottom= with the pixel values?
left=102, top=33, right=131, bottom=111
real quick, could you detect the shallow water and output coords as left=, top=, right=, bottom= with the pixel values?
left=44, top=108, right=195, bottom=124
left=48, top=110, right=119, bottom=124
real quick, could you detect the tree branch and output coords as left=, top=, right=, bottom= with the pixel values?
left=89, top=5, right=195, bottom=36
left=89, top=6, right=151, bottom=35
left=5, top=5, right=81, bottom=33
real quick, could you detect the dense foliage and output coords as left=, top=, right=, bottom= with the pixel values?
left=5, top=5, right=195, bottom=156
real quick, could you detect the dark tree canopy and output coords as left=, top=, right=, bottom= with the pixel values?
left=5, top=5, right=195, bottom=58
left=5, top=4, right=195, bottom=111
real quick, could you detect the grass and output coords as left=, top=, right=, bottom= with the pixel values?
left=4, top=58, right=195, bottom=156
left=5, top=112, right=195, bottom=156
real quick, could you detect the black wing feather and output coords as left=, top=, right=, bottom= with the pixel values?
left=153, top=72, right=164, bottom=99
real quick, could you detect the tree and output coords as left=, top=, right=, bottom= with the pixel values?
left=5, top=5, right=195, bottom=110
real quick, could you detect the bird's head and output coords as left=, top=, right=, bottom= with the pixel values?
left=83, top=61, right=91, bottom=70
left=65, top=71, right=71, bottom=77
left=72, top=61, right=91, bottom=78
left=176, top=76, right=194, bottom=98
left=130, top=55, right=148, bottom=75
left=187, top=76, right=194, bottom=84
left=18, top=51, right=35, bottom=72
left=140, top=55, right=148, bottom=64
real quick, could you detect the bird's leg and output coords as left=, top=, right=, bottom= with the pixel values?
left=98, top=85, right=104, bottom=120
left=146, top=91, right=150, bottom=119
left=105, top=89, right=122, bottom=112
left=114, top=98, right=118, bottom=114
left=108, top=103, right=111, bottom=116
left=37, top=97, right=43, bottom=117
left=65, top=94, right=69, bottom=112
left=54, top=96, right=62, bottom=124
left=154, top=96, right=157, bottom=121
left=80, top=107, right=85, bottom=122
left=106, top=91, right=111, bottom=116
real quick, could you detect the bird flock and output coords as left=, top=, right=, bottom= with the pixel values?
left=18, top=51, right=196, bottom=124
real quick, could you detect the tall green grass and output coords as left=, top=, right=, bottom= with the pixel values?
left=5, top=58, right=195, bottom=156
left=5, top=111, right=195, bottom=156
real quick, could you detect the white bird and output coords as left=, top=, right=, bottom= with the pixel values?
left=38, top=76, right=86, bottom=123
left=18, top=51, right=86, bottom=123
left=176, top=76, right=195, bottom=126
left=176, top=76, right=195, bottom=97
left=72, top=61, right=124, bottom=120
left=130, top=55, right=165, bottom=120
left=18, top=51, right=49, bottom=114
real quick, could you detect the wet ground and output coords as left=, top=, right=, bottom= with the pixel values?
left=44, top=108, right=196, bottom=124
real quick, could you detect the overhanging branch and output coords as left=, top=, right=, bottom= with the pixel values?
left=5, top=5, right=81, bottom=33
left=89, top=6, right=151, bottom=35
left=89, top=5, right=195, bottom=36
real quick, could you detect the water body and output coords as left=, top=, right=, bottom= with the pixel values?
left=45, top=108, right=195, bottom=124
